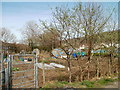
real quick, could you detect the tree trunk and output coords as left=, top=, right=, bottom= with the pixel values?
left=80, top=67, right=83, bottom=82
left=67, top=57, right=72, bottom=83
left=88, top=39, right=92, bottom=61
left=87, top=64, right=90, bottom=80
left=108, top=52, right=113, bottom=76
left=110, top=53, right=113, bottom=74
left=77, top=59, right=83, bottom=82
left=87, top=38, right=93, bottom=79
left=68, top=66, right=72, bottom=83
left=96, top=58, right=100, bottom=79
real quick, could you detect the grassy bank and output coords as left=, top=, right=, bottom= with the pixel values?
left=41, top=76, right=119, bottom=88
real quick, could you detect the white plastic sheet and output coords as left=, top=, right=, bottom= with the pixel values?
left=35, top=63, right=65, bottom=70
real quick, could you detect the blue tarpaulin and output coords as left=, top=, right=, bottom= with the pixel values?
left=73, top=53, right=77, bottom=58
left=81, top=52, right=85, bottom=56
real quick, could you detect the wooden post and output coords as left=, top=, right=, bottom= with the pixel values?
left=34, top=56, right=35, bottom=87
left=5, top=68, right=8, bottom=89
left=9, top=55, right=13, bottom=89
left=96, top=58, right=99, bottom=79
left=42, top=58, right=45, bottom=85
left=35, top=55, right=38, bottom=88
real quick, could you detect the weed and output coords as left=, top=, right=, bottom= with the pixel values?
left=80, top=80, right=95, bottom=87
left=59, top=81, right=69, bottom=84
left=96, top=78, right=114, bottom=85
left=42, top=77, right=118, bottom=88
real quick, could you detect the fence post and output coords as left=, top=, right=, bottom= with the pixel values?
left=9, top=55, right=13, bottom=89
left=2, top=67, right=5, bottom=89
left=5, top=68, right=8, bottom=90
left=1, top=53, right=5, bottom=89
left=42, top=58, right=45, bottom=85
left=0, top=53, right=3, bottom=87
left=35, top=55, right=38, bottom=88
left=5, top=58, right=9, bottom=89
left=34, top=56, right=36, bottom=88
left=7, top=56, right=11, bottom=89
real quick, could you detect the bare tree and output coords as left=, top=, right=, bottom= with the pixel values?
left=0, top=28, right=16, bottom=43
left=103, top=18, right=118, bottom=75
left=23, top=21, right=42, bottom=50
left=22, top=2, right=116, bottom=83
left=73, top=3, right=115, bottom=61
left=41, top=5, right=76, bottom=83
left=41, top=2, right=115, bottom=82
left=78, top=3, right=114, bottom=80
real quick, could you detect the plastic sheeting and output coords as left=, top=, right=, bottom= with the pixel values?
left=52, top=48, right=67, bottom=58
left=36, top=63, right=65, bottom=70
left=36, top=63, right=55, bottom=70
left=50, top=63, right=65, bottom=68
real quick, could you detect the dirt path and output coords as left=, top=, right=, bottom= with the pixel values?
left=104, top=81, right=119, bottom=88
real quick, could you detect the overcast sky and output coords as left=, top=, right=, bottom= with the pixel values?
left=1, top=1, right=118, bottom=42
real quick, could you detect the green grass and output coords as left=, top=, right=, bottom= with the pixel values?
left=80, top=80, right=95, bottom=87
left=42, top=81, right=66, bottom=88
left=42, top=77, right=119, bottom=88
left=42, top=81, right=86, bottom=88
left=42, top=81, right=90, bottom=88
left=96, top=78, right=114, bottom=85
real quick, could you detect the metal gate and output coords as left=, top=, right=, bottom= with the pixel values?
left=0, top=53, right=4, bottom=89
left=0, top=54, right=38, bottom=89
